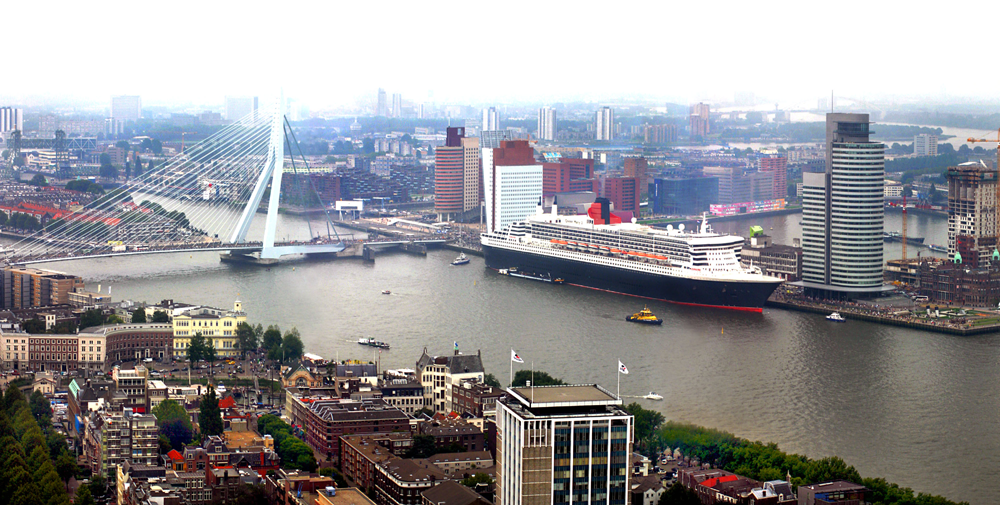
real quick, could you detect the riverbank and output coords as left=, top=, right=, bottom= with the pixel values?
left=641, top=206, right=801, bottom=227
left=766, top=295, right=1000, bottom=336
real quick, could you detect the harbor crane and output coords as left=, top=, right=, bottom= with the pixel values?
left=966, top=129, right=1000, bottom=259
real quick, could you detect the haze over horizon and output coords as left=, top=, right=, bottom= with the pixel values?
left=5, top=1, right=1000, bottom=112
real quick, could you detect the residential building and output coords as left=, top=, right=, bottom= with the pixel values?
left=914, top=134, right=938, bottom=157
left=266, top=469, right=335, bottom=505
left=374, top=458, right=446, bottom=505
left=435, top=127, right=481, bottom=221
left=84, top=409, right=159, bottom=478
left=623, top=157, right=648, bottom=196
left=0, top=107, right=23, bottom=134
left=451, top=380, right=505, bottom=417
left=603, top=177, right=640, bottom=214
left=340, top=434, right=413, bottom=490
left=483, top=140, right=543, bottom=233
left=285, top=396, right=411, bottom=463
left=84, top=323, right=172, bottom=364
left=483, top=107, right=500, bottom=132
left=650, top=177, right=719, bottom=216
left=917, top=259, right=1000, bottom=306
left=799, top=113, right=886, bottom=299
left=380, top=376, right=425, bottom=415
left=884, top=183, right=903, bottom=198
left=496, top=384, right=633, bottom=505
left=689, top=103, right=710, bottom=137
left=543, top=158, right=598, bottom=196
left=225, top=96, right=258, bottom=122
left=596, top=107, right=614, bottom=141
left=111, top=96, right=142, bottom=123
left=424, top=451, right=493, bottom=476
left=538, top=107, right=557, bottom=141
left=0, top=266, right=84, bottom=309
left=643, top=124, right=677, bottom=144
left=759, top=155, right=788, bottom=200
left=171, top=300, right=246, bottom=359
left=393, top=94, right=403, bottom=118
left=797, top=481, right=870, bottom=505
left=113, top=365, right=150, bottom=412
left=415, top=348, right=486, bottom=413
left=418, top=417, right=485, bottom=452
left=947, top=161, right=998, bottom=267
left=422, top=480, right=492, bottom=505
left=320, top=488, right=377, bottom=505
left=631, top=475, right=665, bottom=505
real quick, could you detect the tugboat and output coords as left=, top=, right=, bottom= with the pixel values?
left=358, top=337, right=391, bottom=349
left=452, top=252, right=470, bottom=265
left=643, top=392, right=664, bottom=401
left=381, top=290, right=391, bottom=295
left=626, top=306, right=663, bottom=325
left=498, top=268, right=563, bottom=284
left=826, top=312, right=846, bottom=322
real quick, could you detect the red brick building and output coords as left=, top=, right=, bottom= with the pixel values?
left=340, top=433, right=412, bottom=490
left=286, top=396, right=411, bottom=463
left=758, top=155, right=788, bottom=200
left=450, top=381, right=505, bottom=418
left=542, top=158, right=597, bottom=195
left=623, top=157, right=648, bottom=196
left=603, top=177, right=640, bottom=213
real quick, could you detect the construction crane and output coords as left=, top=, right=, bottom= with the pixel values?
left=966, top=129, right=1000, bottom=260
left=180, top=132, right=197, bottom=153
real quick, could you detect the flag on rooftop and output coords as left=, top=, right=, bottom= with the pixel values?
left=511, top=349, right=524, bottom=363
left=619, top=360, right=629, bottom=374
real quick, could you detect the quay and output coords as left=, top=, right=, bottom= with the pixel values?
left=766, top=296, right=1000, bottom=336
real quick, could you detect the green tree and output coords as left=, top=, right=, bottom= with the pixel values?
left=22, top=318, right=45, bottom=334
left=55, top=451, right=76, bottom=490
left=99, top=163, right=118, bottom=180
left=131, top=308, right=147, bottom=323
left=659, top=482, right=700, bottom=505
left=483, top=373, right=501, bottom=388
left=460, top=473, right=494, bottom=488
left=151, top=310, right=170, bottom=323
left=624, top=403, right=665, bottom=451
left=199, top=385, right=224, bottom=437
left=89, top=474, right=107, bottom=498
left=79, top=309, right=104, bottom=329
left=236, top=322, right=257, bottom=359
left=512, top=370, right=565, bottom=387
left=29, top=174, right=47, bottom=186
left=187, top=332, right=206, bottom=363
left=263, top=325, right=282, bottom=360
left=151, top=139, right=162, bottom=155
left=74, top=481, right=96, bottom=505
left=115, top=140, right=130, bottom=151
left=280, top=327, right=304, bottom=363
left=405, top=435, right=438, bottom=459
left=106, top=314, right=124, bottom=324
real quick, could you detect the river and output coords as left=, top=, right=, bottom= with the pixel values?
left=6, top=211, right=996, bottom=505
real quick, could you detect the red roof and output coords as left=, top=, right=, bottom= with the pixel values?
left=167, top=449, right=183, bottom=461
left=218, top=396, right=236, bottom=409
left=700, top=475, right=739, bottom=488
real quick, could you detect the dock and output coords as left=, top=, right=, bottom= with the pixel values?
left=766, top=297, right=1000, bottom=336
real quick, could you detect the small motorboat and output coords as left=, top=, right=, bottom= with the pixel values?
left=358, top=337, right=390, bottom=349
left=643, top=392, right=663, bottom=401
left=826, top=312, right=846, bottom=322
left=381, top=290, right=391, bottom=295
left=452, top=252, right=470, bottom=265
left=626, top=306, right=663, bottom=325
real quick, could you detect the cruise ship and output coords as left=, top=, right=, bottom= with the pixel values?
left=480, top=199, right=784, bottom=312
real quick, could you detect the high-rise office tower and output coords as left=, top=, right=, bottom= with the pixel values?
left=111, top=96, right=142, bottom=123
left=392, top=93, right=402, bottom=118
left=377, top=88, right=388, bottom=117
left=758, top=155, right=788, bottom=201
left=689, top=103, right=710, bottom=137
left=914, top=134, right=938, bottom=157
left=800, top=113, right=886, bottom=298
left=0, top=107, right=23, bottom=134
left=225, top=96, right=258, bottom=122
left=435, top=127, right=482, bottom=221
left=483, top=140, right=542, bottom=233
left=595, top=106, right=614, bottom=141
left=496, top=384, right=633, bottom=505
left=538, top=107, right=557, bottom=141
left=947, top=161, right=998, bottom=267
left=482, top=107, right=500, bottom=131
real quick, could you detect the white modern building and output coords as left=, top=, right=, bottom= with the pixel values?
left=392, top=93, right=402, bottom=118
left=496, top=384, right=633, bottom=505
left=415, top=347, right=484, bottom=413
left=596, top=106, right=614, bottom=141
left=483, top=107, right=500, bottom=131
left=0, top=107, right=23, bottom=135
left=538, top=107, right=557, bottom=141
left=225, top=96, right=258, bottom=122
left=800, top=113, right=886, bottom=298
left=111, top=96, right=141, bottom=123
left=483, top=145, right=543, bottom=233
left=914, top=133, right=938, bottom=157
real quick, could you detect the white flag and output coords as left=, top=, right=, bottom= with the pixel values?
left=618, top=360, right=629, bottom=374
left=511, top=349, right=524, bottom=363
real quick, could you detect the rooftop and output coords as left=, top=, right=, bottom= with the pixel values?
left=508, top=384, right=621, bottom=408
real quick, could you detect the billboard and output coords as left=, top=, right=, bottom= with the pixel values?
left=710, top=198, right=785, bottom=217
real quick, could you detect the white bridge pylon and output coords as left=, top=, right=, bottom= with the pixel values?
left=5, top=99, right=344, bottom=264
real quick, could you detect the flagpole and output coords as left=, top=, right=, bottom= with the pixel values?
left=510, top=349, right=513, bottom=388
left=617, top=359, right=620, bottom=400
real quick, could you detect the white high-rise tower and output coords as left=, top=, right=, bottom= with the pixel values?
left=537, top=107, right=557, bottom=141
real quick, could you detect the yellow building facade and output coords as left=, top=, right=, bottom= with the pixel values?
left=172, top=300, right=247, bottom=359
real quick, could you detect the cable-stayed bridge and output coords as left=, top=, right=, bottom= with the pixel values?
left=4, top=101, right=351, bottom=265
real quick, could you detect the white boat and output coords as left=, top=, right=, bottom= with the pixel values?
left=826, top=312, right=846, bottom=322
left=452, top=252, right=470, bottom=265
left=643, top=392, right=663, bottom=401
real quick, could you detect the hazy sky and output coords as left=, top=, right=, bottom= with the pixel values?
left=4, top=1, right=998, bottom=111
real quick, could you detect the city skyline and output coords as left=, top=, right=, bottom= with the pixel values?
left=3, top=2, right=1000, bottom=111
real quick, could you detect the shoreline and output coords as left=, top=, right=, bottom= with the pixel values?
left=766, top=297, right=1000, bottom=336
